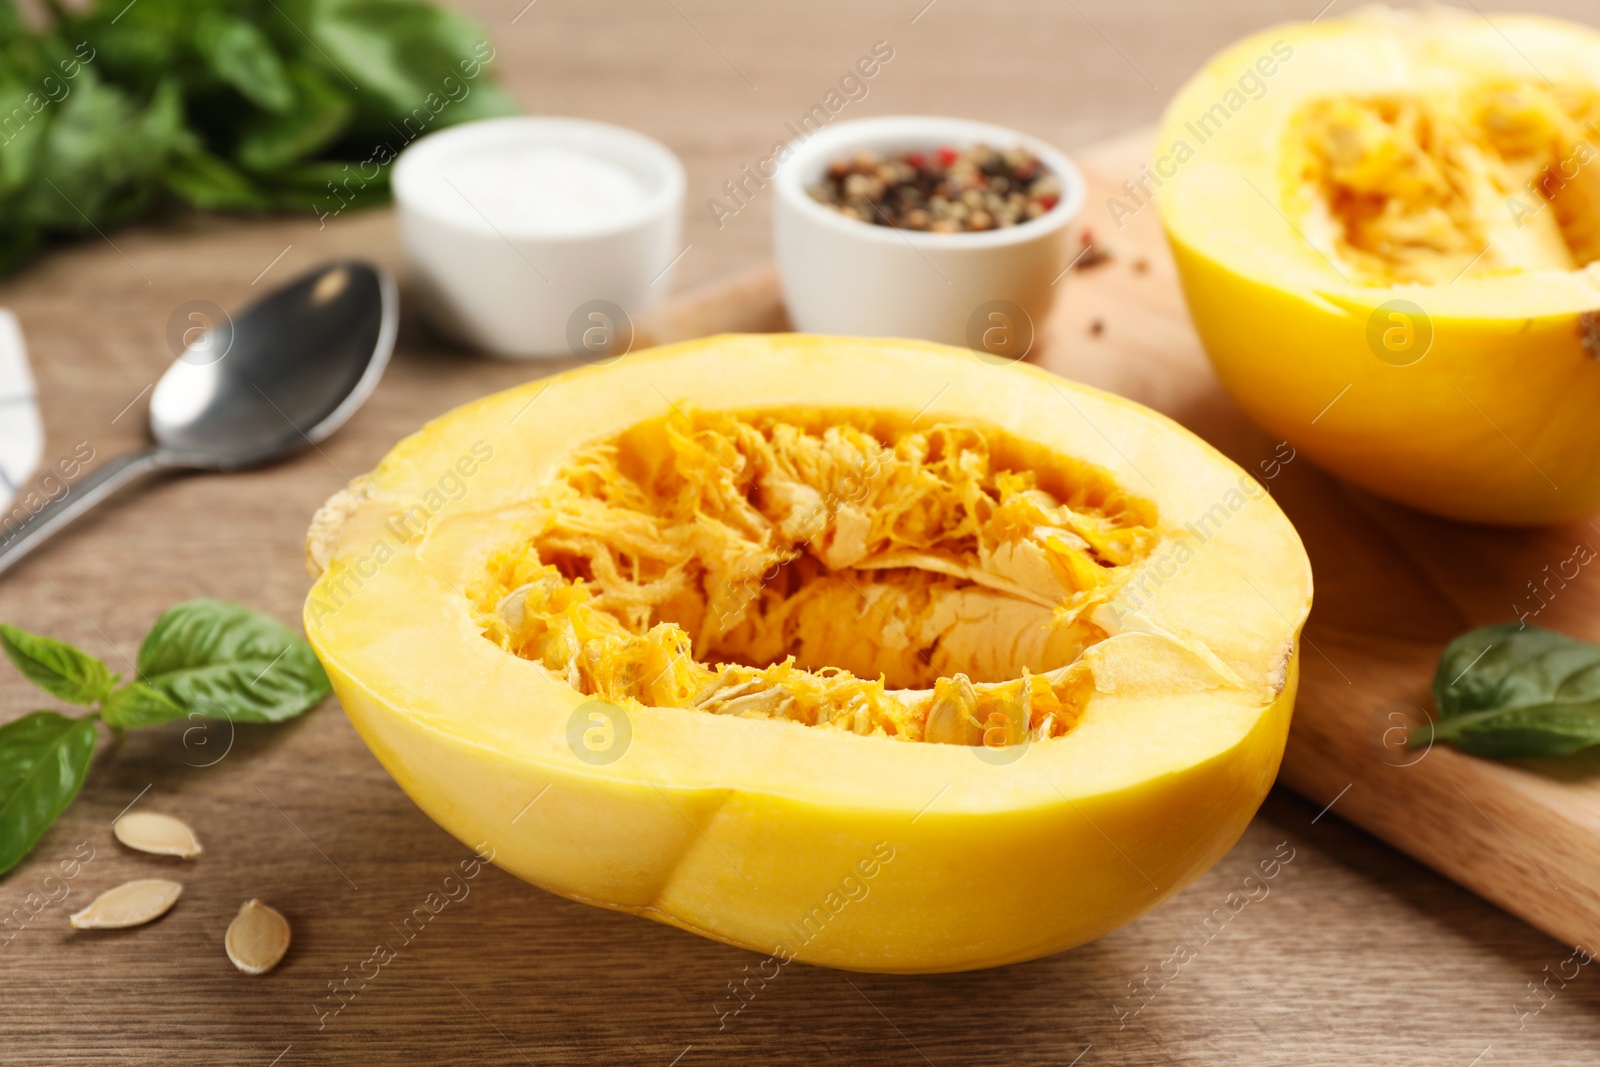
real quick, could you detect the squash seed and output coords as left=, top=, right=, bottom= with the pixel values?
left=225, top=899, right=291, bottom=975
left=70, top=879, right=183, bottom=929
left=924, top=675, right=981, bottom=745
left=113, top=812, right=203, bottom=859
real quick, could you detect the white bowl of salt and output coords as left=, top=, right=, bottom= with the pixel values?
left=394, top=117, right=685, bottom=360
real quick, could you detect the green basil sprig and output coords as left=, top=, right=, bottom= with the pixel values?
left=1419, top=623, right=1600, bottom=758
left=0, top=599, right=329, bottom=874
left=0, top=0, right=519, bottom=274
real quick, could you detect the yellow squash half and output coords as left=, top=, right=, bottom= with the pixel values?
left=303, top=335, right=1312, bottom=973
left=1156, top=8, right=1600, bottom=524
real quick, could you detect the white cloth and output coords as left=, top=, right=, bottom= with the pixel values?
left=0, top=310, right=41, bottom=512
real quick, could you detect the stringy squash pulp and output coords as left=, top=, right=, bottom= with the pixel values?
left=473, top=410, right=1165, bottom=746
left=1290, top=81, right=1600, bottom=284
left=304, top=336, right=1312, bottom=972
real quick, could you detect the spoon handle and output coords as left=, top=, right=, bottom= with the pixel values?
left=0, top=447, right=172, bottom=579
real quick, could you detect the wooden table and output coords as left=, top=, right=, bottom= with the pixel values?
left=7, top=1, right=1600, bottom=1063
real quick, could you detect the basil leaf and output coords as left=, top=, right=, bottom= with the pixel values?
left=130, top=599, right=329, bottom=725
left=20, top=72, right=194, bottom=230
left=100, top=680, right=187, bottom=730
left=194, top=12, right=294, bottom=113
left=267, top=158, right=391, bottom=210
left=307, top=0, right=517, bottom=122
left=65, top=0, right=190, bottom=71
left=163, top=149, right=269, bottom=212
left=0, top=623, right=117, bottom=706
left=0, top=84, right=49, bottom=198
left=1428, top=623, right=1600, bottom=758
left=0, top=711, right=97, bottom=875
left=235, top=64, right=352, bottom=173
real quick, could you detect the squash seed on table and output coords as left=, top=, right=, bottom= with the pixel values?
left=69, top=879, right=183, bottom=929
left=112, top=812, right=203, bottom=858
left=225, top=899, right=291, bottom=975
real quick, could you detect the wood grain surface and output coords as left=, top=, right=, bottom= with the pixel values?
left=7, top=2, right=1600, bottom=1065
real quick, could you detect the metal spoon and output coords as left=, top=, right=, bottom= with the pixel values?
left=0, top=260, right=398, bottom=578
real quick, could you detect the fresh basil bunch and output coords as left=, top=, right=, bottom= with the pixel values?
left=0, top=599, right=330, bottom=875
left=0, top=0, right=517, bottom=272
left=1421, top=623, right=1600, bottom=758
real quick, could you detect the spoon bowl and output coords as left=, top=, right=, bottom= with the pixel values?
left=153, top=262, right=396, bottom=467
left=0, top=260, right=397, bottom=576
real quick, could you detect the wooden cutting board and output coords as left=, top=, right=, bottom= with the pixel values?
left=632, top=129, right=1600, bottom=956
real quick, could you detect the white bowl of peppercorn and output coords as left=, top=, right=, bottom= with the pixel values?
left=773, top=115, right=1084, bottom=355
